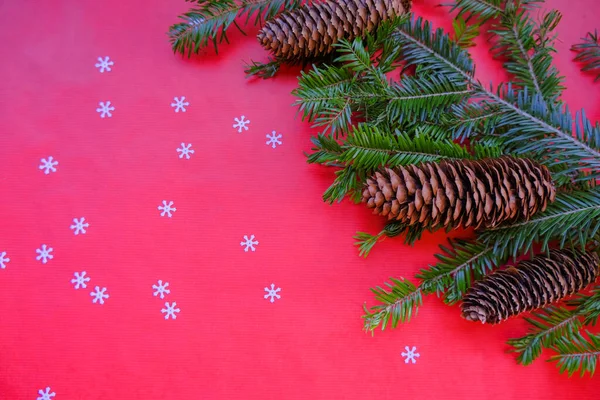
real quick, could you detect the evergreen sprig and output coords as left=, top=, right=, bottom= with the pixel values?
left=549, top=331, right=600, bottom=377
left=572, top=30, right=600, bottom=82
left=168, top=0, right=302, bottom=56
left=363, top=277, right=422, bottom=332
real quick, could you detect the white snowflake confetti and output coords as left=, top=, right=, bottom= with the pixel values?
left=161, top=301, right=180, bottom=320
left=264, top=284, right=281, bottom=303
left=90, top=286, right=109, bottom=304
left=0, top=251, right=10, bottom=269
left=176, top=143, right=194, bottom=159
left=37, top=387, right=56, bottom=400
left=266, top=131, right=283, bottom=148
left=35, top=244, right=53, bottom=264
left=233, top=115, right=250, bottom=133
left=171, top=96, right=189, bottom=113
left=152, top=280, right=171, bottom=299
left=401, top=346, right=420, bottom=364
left=39, top=156, right=58, bottom=174
left=240, top=234, right=259, bottom=252
left=158, top=200, right=177, bottom=217
left=71, top=271, right=90, bottom=289
left=70, top=217, right=89, bottom=235
left=95, top=56, right=114, bottom=73
left=96, top=101, right=114, bottom=118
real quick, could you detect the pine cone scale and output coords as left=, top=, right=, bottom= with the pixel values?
left=257, top=0, right=412, bottom=61
left=363, top=156, right=556, bottom=230
left=461, top=249, right=600, bottom=324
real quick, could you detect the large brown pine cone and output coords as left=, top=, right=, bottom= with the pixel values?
left=257, top=0, right=412, bottom=61
left=461, top=249, right=600, bottom=324
left=362, top=156, right=556, bottom=230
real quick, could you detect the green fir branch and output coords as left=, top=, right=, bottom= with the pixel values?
left=168, top=0, right=302, bottom=57
left=354, top=222, right=427, bottom=257
left=507, top=306, right=583, bottom=366
left=416, top=239, right=506, bottom=304
left=452, top=16, right=480, bottom=49
left=549, top=331, right=600, bottom=377
left=244, top=58, right=283, bottom=78
left=572, top=30, right=600, bottom=82
left=480, top=187, right=600, bottom=258
left=363, top=278, right=423, bottom=333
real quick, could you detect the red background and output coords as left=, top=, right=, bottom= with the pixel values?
left=1, top=0, right=599, bottom=399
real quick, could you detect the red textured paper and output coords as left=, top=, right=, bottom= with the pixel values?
left=1, top=0, right=599, bottom=399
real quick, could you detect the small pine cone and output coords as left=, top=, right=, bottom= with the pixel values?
left=361, top=156, right=556, bottom=230
left=461, top=249, right=600, bottom=324
left=257, top=0, right=412, bottom=61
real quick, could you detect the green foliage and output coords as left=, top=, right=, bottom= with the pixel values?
left=168, top=0, right=302, bottom=57
left=363, top=278, right=422, bottom=332
left=549, top=331, right=600, bottom=377
left=244, top=58, right=282, bottom=79
left=354, top=222, right=426, bottom=258
left=452, top=16, right=480, bottom=49
left=572, top=30, right=600, bottom=82
left=417, top=239, right=506, bottom=304
left=480, top=188, right=600, bottom=258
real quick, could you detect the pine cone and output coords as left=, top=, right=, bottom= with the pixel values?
left=361, top=156, right=556, bottom=230
left=461, top=249, right=600, bottom=324
left=257, top=0, right=412, bottom=61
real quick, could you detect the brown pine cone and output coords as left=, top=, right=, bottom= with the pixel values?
left=361, top=156, right=556, bottom=230
left=257, top=0, right=412, bottom=61
left=461, top=249, right=600, bottom=324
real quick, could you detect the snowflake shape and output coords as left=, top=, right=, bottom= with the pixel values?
left=152, top=280, right=171, bottom=299
left=233, top=115, right=250, bottom=133
left=39, top=156, right=58, bottom=174
left=90, top=286, right=109, bottom=304
left=70, top=217, right=89, bottom=235
left=171, top=96, right=189, bottom=113
left=71, top=271, right=90, bottom=289
left=36, top=244, right=53, bottom=264
left=176, top=143, right=194, bottom=159
left=401, top=346, right=420, bottom=364
left=158, top=200, right=177, bottom=217
left=266, top=131, right=283, bottom=149
left=0, top=251, right=10, bottom=269
left=96, top=101, right=114, bottom=118
left=264, top=284, right=281, bottom=303
left=37, top=387, right=56, bottom=400
left=240, top=234, right=259, bottom=252
left=95, top=56, right=114, bottom=73
left=161, top=301, right=180, bottom=320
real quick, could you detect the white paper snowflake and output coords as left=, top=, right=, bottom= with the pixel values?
left=71, top=271, right=90, bottom=289
left=161, top=301, right=180, bottom=320
left=158, top=200, right=177, bottom=217
left=96, top=101, right=114, bottom=118
left=90, top=286, right=109, bottom=304
left=266, top=131, right=283, bottom=148
left=37, top=387, right=56, bottom=400
left=233, top=115, right=250, bottom=133
left=401, top=346, right=420, bottom=364
left=171, top=96, right=189, bottom=113
left=39, top=156, right=58, bottom=174
left=36, top=244, right=53, bottom=264
left=152, top=280, right=171, bottom=299
left=70, top=217, right=89, bottom=235
left=95, top=56, right=114, bottom=73
left=240, top=234, right=258, bottom=252
left=0, top=251, right=10, bottom=269
left=264, top=284, right=281, bottom=303
left=176, top=143, right=194, bottom=159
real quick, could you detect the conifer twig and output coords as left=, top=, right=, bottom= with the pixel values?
left=572, top=30, right=600, bottom=82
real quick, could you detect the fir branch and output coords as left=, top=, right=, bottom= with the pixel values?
left=480, top=188, right=600, bottom=258
left=354, top=222, right=427, bottom=257
left=452, top=16, right=480, bottom=49
left=507, top=306, right=583, bottom=366
left=416, top=239, right=505, bottom=304
left=549, top=331, right=600, bottom=377
left=244, top=58, right=283, bottom=78
left=572, top=30, right=600, bottom=82
left=168, top=0, right=302, bottom=57
left=446, top=0, right=503, bottom=22
left=363, top=278, right=423, bottom=332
